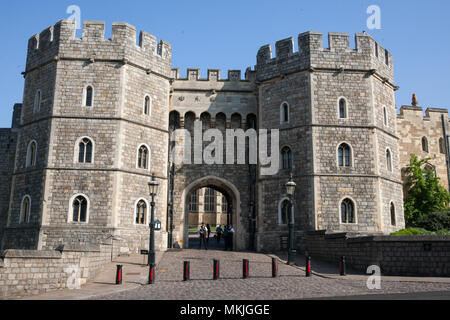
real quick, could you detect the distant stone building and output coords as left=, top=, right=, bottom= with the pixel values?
left=0, top=19, right=447, bottom=254
left=187, top=188, right=229, bottom=228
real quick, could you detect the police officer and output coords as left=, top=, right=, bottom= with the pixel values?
left=198, top=222, right=208, bottom=250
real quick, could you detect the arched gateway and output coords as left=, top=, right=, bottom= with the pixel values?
left=180, top=176, right=241, bottom=250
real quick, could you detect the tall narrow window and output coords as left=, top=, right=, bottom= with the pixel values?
left=280, top=102, right=289, bottom=124
left=390, top=203, right=396, bottom=226
left=34, top=90, right=42, bottom=113
left=78, top=138, right=93, bottom=163
left=26, top=141, right=37, bottom=167
left=85, top=86, right=93, bottom=107
left=72, top=195, right=88, bottom=223
left=386, top=149, right=393, bottom=172
left=144, top=96, right=151, bottom=115
left=375, top=43, right=379, bottom=58
left=135, top=200, right=147, bottom=225
left=204, top=188, right=216, bottom=213
left=189, top=190, right=198, bottom=213
left=222, top=195, right=228, bottom=213
left=338, top=143, right=351, bottom=167
left=422, top=137, right=429, bottom=153
left=281, top=147, right=293, bottom=170
left=385, top=49, right=389, bottom=66
left=20, top=196, right=31, bottom=224
left=137, top=145, right=149, bottom=169
left=280, top=199, right=291, bottom=225
left=339, top=99, right=347, bottom=119
left=341, top=198, right=355, bottom=224
left=383, top=107, right=388, bottom=126
left=439, top=138, right=445, bottom=154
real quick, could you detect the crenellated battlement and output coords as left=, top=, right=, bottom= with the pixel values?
left=26, top=20, right=172, bottom=77
left=172, top=68, right=256, bottom=92
left=398, top=105, right=449, bottom=121
left=256, top=31, right=393, bottom=84
left=171, top=68, right=256, bottom=82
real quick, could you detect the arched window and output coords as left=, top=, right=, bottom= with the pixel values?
left=78, top=138, right=93, bottom=163
left=204, top=188, right=216, bottom=213
left=383, top=107, right=388, bottom=126
left=184, top=111, right=196, bottom=131
left=386, top=149, right=393, bottom=172
left=135, top=200, right=147, bottom=225
left=137, top=145, right=149, bottom=169
left=280, top=102, right=290, bottom=123
left=144, top=96, right=151, bottom=116
left=72, top=195, right=88, bottom=223
left=169, top=111, right=181, bottom=131
left=341, top=198, right=355, bottom=224
left=281, top=147, right=293, bottom=170
left=20, top=195, right=31, bottom=224
left=422, top=137, right=429, bottom=153
left=439, top=138, right=445, bottom=154
left=26, top=140, right=37, bottom=167
left=280, top=199, right=291, bottom=225
left=231, top=113, right=242, bottom=129
left=246, top=113, right=257, bottom=130
left=390, top=202, right=396, bottom=226
left=215, top=113, right=227, bottom=131
left=338, top=143, right=351, bottom=167
left=189, top=190, right=199, bottom=213
left=85, top=86, right=93, bottom=107
left=339, top=98, right=347, bottom=119
left=34, top=90, right=42, bottom=113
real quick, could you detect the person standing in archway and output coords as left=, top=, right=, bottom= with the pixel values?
left=198, top=222, right=208, bottom=250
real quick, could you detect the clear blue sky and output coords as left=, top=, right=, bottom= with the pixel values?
left=1, top=0, right=449, bottom=127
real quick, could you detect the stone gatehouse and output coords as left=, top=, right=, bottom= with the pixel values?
left=0, top=19, right=448, bottom=254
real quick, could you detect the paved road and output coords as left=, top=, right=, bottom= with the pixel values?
left=97, top=249, right=450, bottom=300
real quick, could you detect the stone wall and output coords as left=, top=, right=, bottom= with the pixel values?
left=396, top=106, right=450, bottom=190
left=306, top=231, right=450, bottom=277
left=0, top=244, right=111, bottom=298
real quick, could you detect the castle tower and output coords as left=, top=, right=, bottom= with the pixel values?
left=3, top=20, right=172, bottom=252
left=254, top=32, right=405, bottom=251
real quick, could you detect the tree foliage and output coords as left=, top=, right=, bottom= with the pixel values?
left=403, top=154, right=450, bottom=228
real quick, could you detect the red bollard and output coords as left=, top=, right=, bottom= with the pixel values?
left=183, top=261, right=190, bottom=281
left=306, top=256, right=312, bottom=277
left=272, top=258, right=278, bottom=278
left=213, top=260, right=220, bottom=280
left=116, top=265, right=123, bottom=285
left=148, top=263, right=155, bottom=284
left=243, top=259, right=249, bottom=279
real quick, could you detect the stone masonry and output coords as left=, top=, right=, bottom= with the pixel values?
left=0, top=19, right=448, bottom=255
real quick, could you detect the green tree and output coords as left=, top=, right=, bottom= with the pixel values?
left=403, top=154, right=450, bottom=228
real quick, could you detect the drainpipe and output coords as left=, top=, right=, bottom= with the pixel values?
left=441, top=114, right=450, bottom=191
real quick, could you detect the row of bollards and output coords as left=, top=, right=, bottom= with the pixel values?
left=115, top=256, right=347, bottom=285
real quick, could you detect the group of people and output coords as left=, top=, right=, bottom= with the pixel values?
left=198, top=223, right=235, bottom=251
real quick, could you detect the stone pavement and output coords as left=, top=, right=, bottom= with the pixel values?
left=10, top=248, right=450, bottom=300
left=97, top=249, right=450, bottom=300
left=14, top=252, right=164, bottom=300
